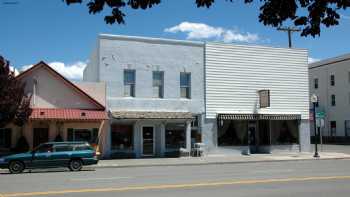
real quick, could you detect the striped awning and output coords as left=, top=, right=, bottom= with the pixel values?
left=218, top=113, right=301, bottom=121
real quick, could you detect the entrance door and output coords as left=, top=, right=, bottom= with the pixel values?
left=33, top=128, right=49, bottom=148
left=248, top=121, right=257, bottom=153
left=142, top=126, right=154, bottom=156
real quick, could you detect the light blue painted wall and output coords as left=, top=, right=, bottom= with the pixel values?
left=97, top=35, right=205, bottom=114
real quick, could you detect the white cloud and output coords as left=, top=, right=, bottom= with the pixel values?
left=308, top=57, right=320, bottom=64
left=164, top=22, right=259, bottom=43
left=21, top=61, right=86, bottom=80
left=10, top=66, right=19, bottom=76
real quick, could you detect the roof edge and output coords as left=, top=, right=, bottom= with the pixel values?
left=206, top=41, right=308, bottom=52
left=99, top=34, right=204, bottom=47
left=309, top=53, right=350, bottom=69
left=16, top=61, right=105, bottom=110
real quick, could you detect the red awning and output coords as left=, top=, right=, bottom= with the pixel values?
left=30, top=108, right=108, bottom=121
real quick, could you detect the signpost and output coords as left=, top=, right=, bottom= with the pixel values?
left=315, top=111, right=325, bottom=151
left=310, top=94, right=320, bottom=158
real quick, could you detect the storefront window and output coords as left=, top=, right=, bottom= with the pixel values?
left=0, top=128, right=11, bottom=149
left=270, top=120, right=299, bottom=145
left=218, top=120, right=248, bottom=146
left=111, top=124, right=133, bottom=151
left=258, top=120, right=270, bottom=145
left=165, top=123, right=186, bottom=150
left=67, top=128, right=98, bottom=144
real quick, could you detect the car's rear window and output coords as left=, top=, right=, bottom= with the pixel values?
left=54, top=145, right=73, bottom=152
left=74, top=144, right=93, bottom=151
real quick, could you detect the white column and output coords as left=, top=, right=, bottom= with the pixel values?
left=186, top=120, right=191, bottom=153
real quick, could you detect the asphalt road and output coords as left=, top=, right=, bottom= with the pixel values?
left=1, top=159, right=350, bottom=197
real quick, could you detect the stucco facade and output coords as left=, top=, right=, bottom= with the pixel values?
left=309, top=54, right=350, bottom=140
left=84, top=34, right=205, bottom=158
left=0, top=62, right=108, bottom=157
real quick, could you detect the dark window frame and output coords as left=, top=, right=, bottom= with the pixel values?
left=124, top=69, right=136, bottom=97
left=180, top=72, right=191, bottom=99
left=314, top=78, right=318, bottom=89
left=331, top=94, right=336, bottom=106
left=152, top=71, right=164, bottom=98
left=330, top=75, right=335, bottom=86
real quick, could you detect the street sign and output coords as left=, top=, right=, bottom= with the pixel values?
left=316, top=111, right=325, bottom=119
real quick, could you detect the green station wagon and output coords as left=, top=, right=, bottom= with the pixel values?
left=0, top=142, right=98, bottom=173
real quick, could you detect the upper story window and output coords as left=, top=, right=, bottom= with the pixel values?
left=180, top=72, right=191, bottom=99
left=153, top=71, right=164, bottom=98
left=330, top=74, right=335, bottom=86
left=314, top=78, right=318, bottom=89
left=124, top=70, right=135, bottom=97
left=331, top=94, right=336, bottom=106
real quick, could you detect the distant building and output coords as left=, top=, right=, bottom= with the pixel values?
left=309, top=54, right=350, bottom=142
left=83, top=34, right=311, bottom=158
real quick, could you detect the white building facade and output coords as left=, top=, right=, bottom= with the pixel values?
left=309, top=54, right=350, bottom=142
left=84, top=35, right=205, bottom=158
left=83, top=34, right=311, bottom=158
left=203, top=43, right=311, bottom=154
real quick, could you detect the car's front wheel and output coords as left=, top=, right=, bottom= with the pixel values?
left=69, top=159, right=83, bottom=171
left=8, top=161, right=25, bottom=174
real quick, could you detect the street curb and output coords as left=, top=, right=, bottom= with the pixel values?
left=94, top=157, right=350, bottom=169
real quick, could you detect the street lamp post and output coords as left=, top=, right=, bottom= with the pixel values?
left=311, top=94, right=320, bottom=158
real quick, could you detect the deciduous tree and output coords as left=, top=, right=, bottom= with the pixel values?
left=0, top=56, right=32, bottom=127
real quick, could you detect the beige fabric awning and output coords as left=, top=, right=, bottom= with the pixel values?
left=111, top=111, right=193, bottom=120
left=218, top=113, right=301, bottom=121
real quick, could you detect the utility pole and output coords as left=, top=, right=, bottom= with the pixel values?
left=277, top=26, right=301, bottom=48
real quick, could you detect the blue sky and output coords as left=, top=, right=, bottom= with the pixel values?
left=1, top=0, right=349, bottom=79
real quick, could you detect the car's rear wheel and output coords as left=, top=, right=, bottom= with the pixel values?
left=9, top=161, right=25, bottom=174
left=69, top=159, right=83, bottom=171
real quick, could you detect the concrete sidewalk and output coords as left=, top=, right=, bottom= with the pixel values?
left=96, top=152, right=350, bottom=168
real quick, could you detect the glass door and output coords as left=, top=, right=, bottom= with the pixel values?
left=248, top=121, right=257, bottom=154
left=142, top=126, right=154, bottom=156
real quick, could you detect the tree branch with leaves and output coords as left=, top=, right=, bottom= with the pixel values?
left=0, top=56, right=32, bottom=128
left=63, top=0, right=350, bottom=37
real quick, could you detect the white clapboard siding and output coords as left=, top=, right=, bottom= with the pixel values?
left=205, top=42, right=310, bottom=119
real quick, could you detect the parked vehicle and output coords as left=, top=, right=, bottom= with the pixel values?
left=0, top=142, right=98, bottom=173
